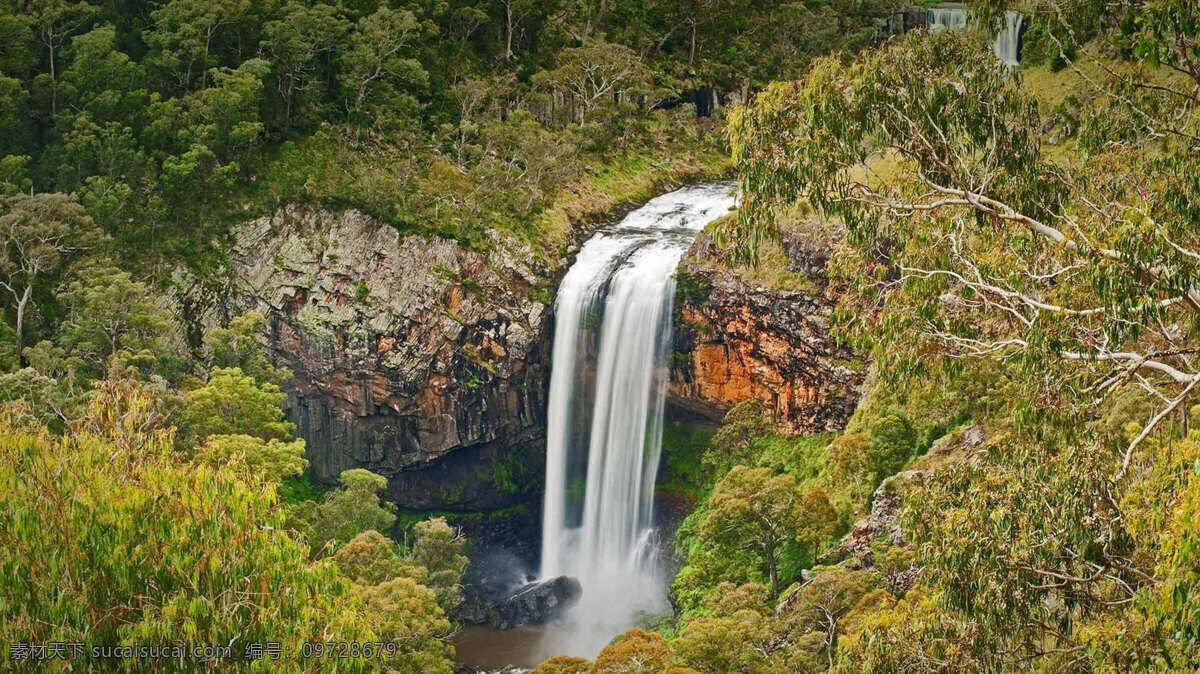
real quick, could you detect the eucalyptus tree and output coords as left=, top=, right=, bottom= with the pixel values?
left=729, top=19, right=1200, bottom=480
left=27, top=0, right=98, bottom=115
left=537, top=41, right=652, bottom=124
left=261, top=2, right=348, bottom=132
left=0, top=382, right=383, bottom=672
left=338, top=7, right=427, bottom=147
left=0, top=192, right=100, bottom=365
left=728, top=2, right=1200, bottom=667
left=702, top=465, right=801, bottom=598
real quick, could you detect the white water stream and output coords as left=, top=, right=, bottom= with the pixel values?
left=539, top=182, right=737, bottom=658
left=992, top=11, right=1024, bottom=66
left=927, top=6, right=1024, bottom=66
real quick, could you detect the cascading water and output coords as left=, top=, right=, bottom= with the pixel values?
left=927, top=6, right=1023, bottom=66
left=540, top=182, right=737, bottom=658
left=926, top=7, right=968, bottom=34
left=992, top=11, right=1024, bottom=66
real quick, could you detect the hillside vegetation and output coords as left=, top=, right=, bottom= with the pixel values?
left=5, top=0, right=1200, bottom=672
left=544, top=2, right=1200, bottom=672
left=0, top=0, right=901, bottom=670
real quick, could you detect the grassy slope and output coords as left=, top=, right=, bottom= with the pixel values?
left=241, top=120, right=733, bottom=270
left=534, top=144, right=733, bottom=260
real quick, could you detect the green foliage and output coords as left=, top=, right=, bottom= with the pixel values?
left=536, top=41, right=651, bottom=126
left=703, top=400, right=775, bottom=475
left=703, top=581, right=770, bottom=618
left=260, top=2, right=348, bottom=130
left=350, top=577, right=455, bottom=674
left=672, top=401, right=847, bottom=619
left=203, top=311, right=288, bottom=385
left=658, top=421, right=715, bottom=498
left=0, top=155, right=31, bottom=195
left=673, top=611, right=778, bottom=674
left=591, top=627, right=671, bottom=673
left=410, top=517, right=469, bottom=613
left=0, top=365, right=76, bottom=432
left=0, top=0, right=902, bottom=286
left=0, top=318, right=18, bottom=372
left=305, top=468, right=398, bottom=554
left=339, top=7, right=427, bottom=145
left=727, top=6, right=1200, bottom=668
left=530, top=656, right=591, bottom=674
left=865, top=411, right=917, bottom=477
left=674, top=266, right=713, bottom=307
left=0, top=192, right=100, bottom=363
left=55, top=259, right=174, bottom=376
left=333, top=530, right=424, bottom=587
left=777, top=569, right=872, bottom=671
left=325, top=518, right=466, bottom=673
left=194, top=433, right=308, bottom=484
left=0, top=388, right=382, bottom=671
left=182, top=366, right=295, bottom=446
left=702, top=466, right=800, bottom=598
left=794, top=486, right=839, bottom=550
left=278, top=472, right=323, bottom=506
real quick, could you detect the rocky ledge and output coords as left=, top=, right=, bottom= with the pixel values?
left=226, top=206, right=550, bottom=510
left=669, top=220, right=864, bottom=434
left=200, top=190, right=860, bottom=514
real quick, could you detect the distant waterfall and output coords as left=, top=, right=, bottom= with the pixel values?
left=927, top=6, right=1023, bottom=66
left=540, top=182, right=736, bottom=657
left=993, top=11, right=1024, bottom=66
left=927, top=7, right=968, bottom=34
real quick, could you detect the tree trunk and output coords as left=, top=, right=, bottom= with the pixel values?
left=15, top=284, right=31, bottom=368
left=505, top=3, right=514, bottom=60
left=826, top=623, right=836, bottom=669
left=48, top=42, right=57, bottom=116
left=765, top=538, right=779, bottom=598
left=689, top=21, right=696, bottom=64
left=283, top=77, right=295, bottom=130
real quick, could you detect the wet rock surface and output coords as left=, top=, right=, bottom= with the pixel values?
left=184, top=193, right=860, bottom=518
left=459, top=567, right=583, bottom=630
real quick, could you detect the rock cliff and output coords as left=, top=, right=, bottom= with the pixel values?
left=208, top=182, right=857, bottom=514
left=191, top=159, right=731, bottom=518
left=669, top=219, right=864, bottom=433
left=227, top=206, right=549, bottom=510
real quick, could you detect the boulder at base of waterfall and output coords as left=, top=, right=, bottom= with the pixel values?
left=459, top=575, right=582, bottom=630
left=503, top=576, right=583, bottom=627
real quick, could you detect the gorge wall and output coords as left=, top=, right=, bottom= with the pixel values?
left=226, top=206, right=550, bottom=511
left=669, top=220, right=863, bottom=433
left=200, top=186, right=861, bottom=520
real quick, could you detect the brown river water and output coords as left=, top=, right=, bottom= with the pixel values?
left=452, top=624, right=553, bottom=670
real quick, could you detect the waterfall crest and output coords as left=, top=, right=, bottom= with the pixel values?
left=540, top=182, right=737, bottom=657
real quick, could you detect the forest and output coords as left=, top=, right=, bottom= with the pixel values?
left=2, top=0, right=1199, bottom=672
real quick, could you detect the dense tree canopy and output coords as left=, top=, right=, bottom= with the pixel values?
left=725, top=1, right=1200, bottom=670
left=0, top=389, right=380, bottom=671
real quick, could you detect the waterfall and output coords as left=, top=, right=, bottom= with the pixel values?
left=926, top=5, right=1023, bottom=66
left=926, top=7, right=967, bottom=34
left=993, top=11, right=1024, bottom=66
left=540, top=182, right=737, bottom=658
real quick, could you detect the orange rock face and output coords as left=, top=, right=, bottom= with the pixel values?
left=669, top=233, right=863, bottom=434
